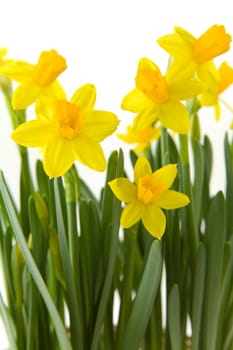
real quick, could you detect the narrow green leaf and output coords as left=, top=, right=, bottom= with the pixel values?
left=120, top=239, right=162, bottom=350
left=224, top=133, right=233, bottom=238
left=191, top=138, right=204, bottom=227
left=90, top=149, right=124, bottom=350
left=53, top=177, right=84, bottom=350
left=0, top=293, right=17, bottom=350
left=168, top=284, right=182, bottom=350
left=191, top=243, right=207, bottom=350
left=0, top=171, right=72, bottom=350
left=202, top=191, right=226, bottom=350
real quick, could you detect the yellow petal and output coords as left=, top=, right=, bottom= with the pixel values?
left=12, top=82, right=41, bottom=109
left=0, top=60, right=34, bottom=82
left=43, top=139, right=75, bottom=178
left=73, top=135, right=106, bottom=171
left=168, top=79, right=203, bottom=100
left=157, top=34, right=191, bottom=58
left=43, top=80, right=67, bottom=99
left=108, top=178, right=137, bottom=202
left=165, top=60, right=196, bottom=82
left=174, top=26, right=196, bottom=43
left=70, top=84, right=96, bottom=110
left=35, top=97, right=56, bottom=121
left=152, top=164, right=177, bottom=189
left=141, top=204, right=166, bottom=239
left=157, top=189, right=190, bottom=209
left=133, top=105, right=159, bottom=132
left=120, top=202, right=143, bottom=228
left=121, top=88, right=151, bottom=113
left=159, top=100, right=190, bottom=134
left=83, top=110, right=119, bottom=141
left=11, top=120, right=54, bottom=147
left=134, top=156, right=152, bottom=184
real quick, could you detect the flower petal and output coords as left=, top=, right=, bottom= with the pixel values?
left=159, top=100, right=190, bottom=134
left=0, top=60, right=34, bottom=82
left=142, top=204, right=166, bottom=239
left=152, top=164, right=177, bottom=189
left=70, top=84, right=96, bottom=110
left=133, top=105, right=159, bottom=132
left=121, top=88, right=151, bottom=113
left=165, top=60, right=196, bottom=82
left=157, top=190, right=190, bottom=209
left=12, top=82, right=41, bottom=109
left=157, top=34, right=191, bottom=58
left=83, top=110, right=119, bottom=141
left=108, top=178, right=137, bottom=202
left=134, top=156, right=152, bottom=184
left=43, top=80, right=67, bottom=99
left=43, top=139, right=75, bottom=178
left=11, top=120, right=54, bottom=147
left=120, top=201, right=143, bottom=228
left=73, top=135, right=106, bottom=171
left=35, top=97, right=56, bottom=121
left=168, top=79, right=203, bottom=100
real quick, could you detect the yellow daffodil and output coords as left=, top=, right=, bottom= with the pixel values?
left=121, top=57, right=203, bottom=134
left=200, top=61, right=233, bottom=120
left=11, top=84, right=119, bottom=178
left=0, top=49, right=67, bottom=109
left=109, top=156, right=190, bottom=239
left=117, top=118, right=160, bottom=153
left=157, top=25, right=231, bottom=81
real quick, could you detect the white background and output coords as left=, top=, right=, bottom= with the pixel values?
left=0, top=0, right=233, bottom=348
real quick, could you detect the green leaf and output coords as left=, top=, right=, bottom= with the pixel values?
left=224, top=133, right=233, bottom=238
left=0, top=171, right=72, bottom=350
left=202, top=191, right=226, bottom=350
left=120, top=239, right=162, bottom=350
left=168, top=284, right=182, bottom=350
left=90, top=149, right=124, bottom=350
left=53, top=177, right=84, bottom=350
left=191, top=243, right=207, bottom=350
left=191, top=137, right=204, bottom=227
left=0, top=293, right=17, bottom=350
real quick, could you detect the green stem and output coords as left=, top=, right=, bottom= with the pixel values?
left=160, top=126, right=170, bottom=165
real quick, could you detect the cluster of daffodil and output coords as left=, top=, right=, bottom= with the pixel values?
left=0, top=24, right=233, bottom=350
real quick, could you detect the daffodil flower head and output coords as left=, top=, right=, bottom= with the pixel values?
left=109, top=156, right=190, bottom=239
left=0, top=49, right=67, bottom=109
left=199, top=61, right=233, bottom=120
left=121, top=57, right=203, bottom=135
left=11, top=84, right=119, bottom=178
left=117, top=117, right=160, bottom=153
left=157, top=25, right=232, bottom=81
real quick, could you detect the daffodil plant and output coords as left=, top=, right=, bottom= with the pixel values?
left=0, top=24, right=233, bottom=350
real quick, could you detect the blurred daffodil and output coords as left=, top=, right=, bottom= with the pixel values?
left=109, top=156, right=190, bottom=239
left=0, top=49, right=67, bottom=109
left=11, top=84, right=119, bottom=177
left=200, top=61, right=233, bottom=120
left=117, top=119, right=160, bottom=153
left=157, top=25, right=231, bottom=81
left=121, top=57, right=202, bottom=134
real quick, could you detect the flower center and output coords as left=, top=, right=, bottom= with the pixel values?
left=135, top=68, right=169, bottom=104
left=32, top=49, right=67, bottom=87
left=54, top=100, right=83, bottom=139
left=192, top=25, right=231, bottom=64
left=137, top=175, right=165, bottom=204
